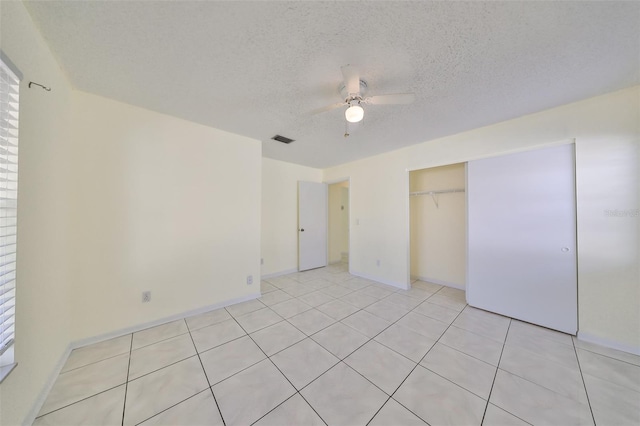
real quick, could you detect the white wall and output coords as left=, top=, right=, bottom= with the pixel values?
left=325, top=149, right=411, bottom=288
left=69, top=91, right=262, bottom=340
left=0, top=2, right=75, bottom=424
left=1, top=4, right=262, bottom=424
left=410, top=164, right=466, bottom=288
left=261, top=158, right=322, bottom=277
left=325, top=86, right=640, bottom=352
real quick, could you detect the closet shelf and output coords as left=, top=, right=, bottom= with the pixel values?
left=410, top=188, right=465, bottom=209
left=409, top=188, right=465, bottom=197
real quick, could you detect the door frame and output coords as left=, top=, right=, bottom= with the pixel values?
left=325, top=177, right=351, bottom=273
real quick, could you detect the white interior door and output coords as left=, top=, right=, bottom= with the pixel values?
left=298, top=181, right=328, bottom=271
left=467, top=144, right=577, bottom=334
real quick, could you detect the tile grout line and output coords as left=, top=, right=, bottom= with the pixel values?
left=188, top=316, right=227, bottom=426
left=492, top=329, right=598, bottom=417
left=121, top=333, right=134, bottom=426
left=132, top=390, right=211, bottom=426
left=249, top=393, right=328, bottom=426
left=121, top=353, right=198, bottom=384
left=128, top=320, right=214, bottom=426
left=479, top=318, right=511, bottom=425
left=261, top=271, right=364, bottom=410
left=33, top=272, right=432, bottom=425
left=573, top=343, right=640, bottom=367
left=357, top=300, right=425, bottom=426
left=377, top=299, right=471, bottom=425
left=363, top=395, right=394, bottom=426
left=130, top=329, right=191, bottom=352
left=572, top=337, right=597, bottom=425
left=297, top=286, right=461, bottom=425
left=59, top=348, right=131, bottom=375
left=476, top=321, right=541, bottom=425
left=227, top=307, right=330, bottom=426
left=52, top=268, right=618, bottom=426
left=35, top=384, right=126, bottom=421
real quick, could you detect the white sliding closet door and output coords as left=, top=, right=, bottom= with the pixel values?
left=467, top=144, right=577, bottom=334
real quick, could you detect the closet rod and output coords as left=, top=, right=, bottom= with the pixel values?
left=409, top=188, right=465, bottom=197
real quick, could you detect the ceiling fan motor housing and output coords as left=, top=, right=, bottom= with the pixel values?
left=340, top=79, right=368, bottom=100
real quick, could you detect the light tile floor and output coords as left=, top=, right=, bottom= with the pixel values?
left=34, top=264, right=640, bottom=425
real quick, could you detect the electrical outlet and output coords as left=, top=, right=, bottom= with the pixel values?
left=247, top=275, right=253, bottom=285
left=142, top=291, right=151, bottom=303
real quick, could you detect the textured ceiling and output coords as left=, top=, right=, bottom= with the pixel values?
left=23, top=1, right=640, bottom=168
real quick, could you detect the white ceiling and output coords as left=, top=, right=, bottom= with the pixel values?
left=24, top=1, right=639, bottom=168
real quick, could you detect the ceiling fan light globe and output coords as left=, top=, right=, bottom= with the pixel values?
left=345, top=105, right=364, bottom=123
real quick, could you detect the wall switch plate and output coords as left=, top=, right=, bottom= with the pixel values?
left=247, top=275, right=253, bottom=285
left=142, top=291, right=151, bottom=303
left=261, top=258, right=264, bottom=265
left=376, top=259, right=381, bottom=267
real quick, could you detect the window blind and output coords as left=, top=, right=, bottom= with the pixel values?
left=0, top=57, right=19, bottom=357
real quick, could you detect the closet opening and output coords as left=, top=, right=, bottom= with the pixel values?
left=409, top=163, right=466, bottom=291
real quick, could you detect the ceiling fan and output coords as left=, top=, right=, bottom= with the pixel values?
left=312, top=65, right=416, bottom=124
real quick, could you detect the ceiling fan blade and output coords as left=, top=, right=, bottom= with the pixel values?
left=310, top=102, right=346, bottom=115
left=367, top=93, right=416, bottom=105
left=341, top=65, right=360, bottom=95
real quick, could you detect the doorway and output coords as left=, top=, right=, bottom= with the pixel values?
left=328, top=180, right=350, bottom=268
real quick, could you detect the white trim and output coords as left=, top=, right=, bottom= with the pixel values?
left=350, top=270, right=408, bottom=290
left=24, top=343, right=73, bottom=426
left=411, top=275, right=465, bottom=291
left=0, top=50, right=23, bottom=81
left=465, top=162, right=470, bottom=296
left=25, top=292, right=260, bottom=425
left=71, top=293, right=260, bottom=350
left=324, top=176, right=351, bottom=185
left=0, top=362, right=16, bottom=384
left=404, top=169, right=411, bottom=289
left=261, top=268, right=298, bottom=280
left=577, top=331, right=640, bottom=356
left=324, top=177, right=351, bottom=274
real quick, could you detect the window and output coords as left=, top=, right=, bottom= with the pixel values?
left=0, top=52, right=20, bottom=382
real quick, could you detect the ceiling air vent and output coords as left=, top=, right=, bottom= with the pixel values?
left=271, top=135, right=295, bottom=144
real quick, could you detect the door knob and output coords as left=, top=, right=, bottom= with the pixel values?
left=300, top=228, right=305, bottom=232
left=561, top=247, right=570, bottom=252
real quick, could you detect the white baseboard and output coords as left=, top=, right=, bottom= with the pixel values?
left=261, top=268, right=298, bottom=280
left=350, top=270, right=409, bottom=290
left=24, top=343, right=74, bottom=426
left=25, top=292, right=260, bottom=425
left=577, top=331, right=640, bottom=356
left=411, top=275, right=465, bottom=291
